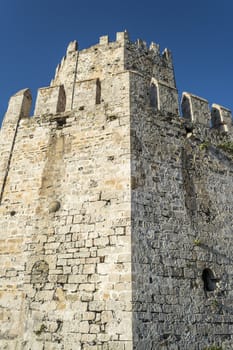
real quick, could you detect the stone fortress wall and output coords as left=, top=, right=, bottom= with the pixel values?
left=0, top=31, right=233, bottom=349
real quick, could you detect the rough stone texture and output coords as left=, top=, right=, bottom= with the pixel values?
left=131, top=74, right=233, bottom=349
left=34, top=85, right=66, bottom=116
left=181, top=92, right=211, bottom=126
left=151, top=79, right=179, bottom=114
left=0, top=31, right=233, bottom=350
left=211, top=104, right=232, bottom=132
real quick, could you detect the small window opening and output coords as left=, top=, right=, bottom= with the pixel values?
left=150, top=83, right=158, bottom=108
left=56, top=117, right=66, bottom=129
left=96, top=79, right=101, bottom=104
left=100, top=256, right=105, bottom=263
left=202, top=268, right=217, bottom=292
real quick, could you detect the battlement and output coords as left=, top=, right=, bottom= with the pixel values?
left=1, top=31, right=232, bottom=131
left=181, top=92, right=232, bottom=130
left=1, top=89, right=32, bottom=127
left=211, top=103, right=232, bottom=131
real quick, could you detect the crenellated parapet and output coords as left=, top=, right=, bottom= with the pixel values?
left=0, top=89, right=32, bottom=204
left=181, top=92, right=232, bottom=131
left=125, top=35, right=176, bottom=87
left=1, top=32, right=232, bottom=135
left=31, top=30, right=177, bottom=116
left=34, top=85, right=66, bottom=116
left=1, top=88, right=32, bottom=127
left=181, top=92, right=211, bottom=126
left=150, top=78, right=179, bottom=114
left=211, top=104, right=232, bottom=132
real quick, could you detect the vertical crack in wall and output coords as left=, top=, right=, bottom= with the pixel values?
left=181, top=140, right=198, bottom=229
left=0, top=118, right=21, bottom=205
left=71, top=52, right=79, bottom=110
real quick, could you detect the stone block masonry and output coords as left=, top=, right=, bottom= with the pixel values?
left=0, top=31, right=233, bottom=350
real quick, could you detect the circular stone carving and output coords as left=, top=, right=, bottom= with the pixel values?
left=31, top=260, right=49, bottom=287
left=49, top=200, right=61, bottom=213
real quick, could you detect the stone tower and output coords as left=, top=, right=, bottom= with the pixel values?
left=0, top=31, right=233, bottom=350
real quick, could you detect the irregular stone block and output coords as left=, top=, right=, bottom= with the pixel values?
left=99, top=35, right=109, bottom=45
left=116, top=31, right=129, bottom=43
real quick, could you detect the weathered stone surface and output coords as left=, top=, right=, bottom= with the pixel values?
left=211, top=103, right=232, bottom=131
left=34, top=85, right=66, bottom=116
left=181, top=91, right=211, bottom=125
left=0, top=31, right=232, bottom=350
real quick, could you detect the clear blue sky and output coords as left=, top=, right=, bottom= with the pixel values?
left=0, top=0, right=232, bottom=122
